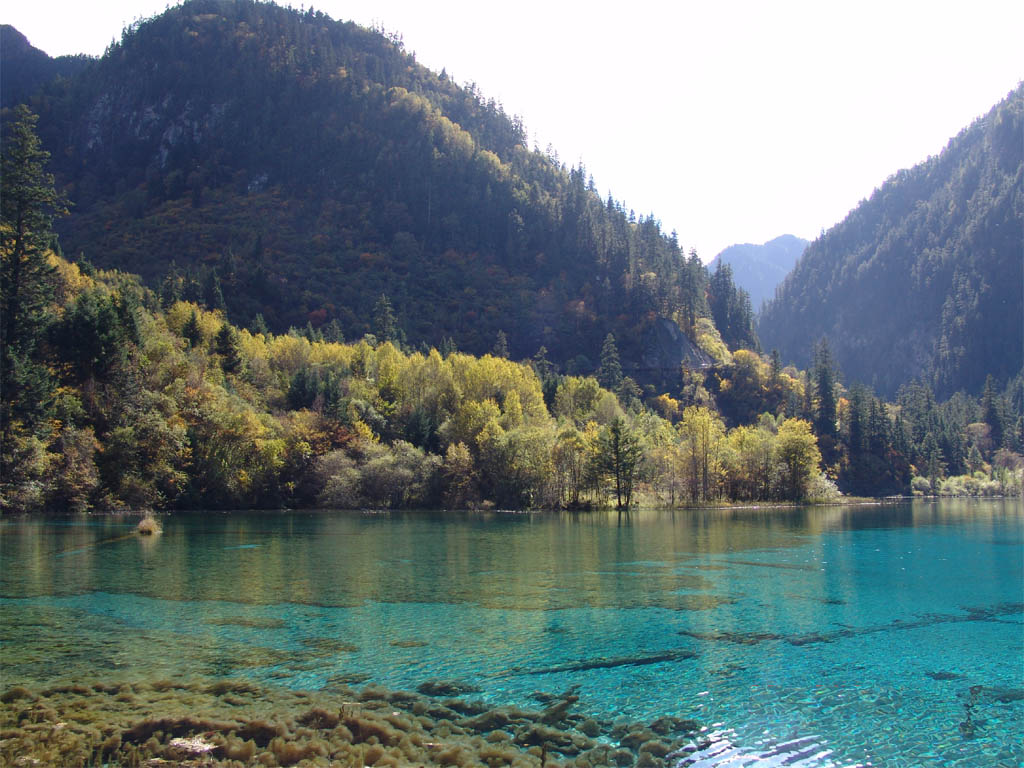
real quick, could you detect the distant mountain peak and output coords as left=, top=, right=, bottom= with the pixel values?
left=708, top=235, right=808, bottom=312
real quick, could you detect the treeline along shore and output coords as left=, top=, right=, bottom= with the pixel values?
left=2, top=106, right=1022, bottom=514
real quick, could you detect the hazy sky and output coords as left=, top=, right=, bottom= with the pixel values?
left=6, top=1, right=1022, bottom=260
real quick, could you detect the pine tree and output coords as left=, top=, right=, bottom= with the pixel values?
left=769, top=349, right=782, bottom=383
left=492, top=330, right=509, bottom=359
left=980, top=375, right=1003, bottom=451
left=439, top=336, right=458, bottom=357
left=215, top=323, right=242, bottom=372
left=373, top=293, right=400, bottom=345
left=597, top=417, right=644, bottom=508
left=159, top=265, right=183, bottom=309
left=1, top=105, right=67, bottom=471
left=813, top=338, right=838, bottom=438
left=204, top=268, right=227, bottom=313
left=182, top=310, right=202, bottom=348
left=323, top=318, right=344, bottom=343
left=597, top=333, right=623, bottom=389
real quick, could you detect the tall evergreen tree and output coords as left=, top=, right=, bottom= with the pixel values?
left=769, top=349, right=782, bottom=383
left=708, top=262, right=759, bottom=352
left=597, top=333, right=623, bottom=390
left=597, top=417, right=643, bottom=509
left=215, top=323, right=242, bottom=372
left=372, top=293, right=399, bottom=345
left=813, top=338, right=838, bottom=439
left=980, top=375, right=1003, bottom=450
left=182, top=309, right=202, bottom=348
left=1, top=105, right=66, bottom=474
left=492, top=330, right=509, bottom=359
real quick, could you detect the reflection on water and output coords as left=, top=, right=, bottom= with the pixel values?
left=1, top=500, right=1022, bottom=767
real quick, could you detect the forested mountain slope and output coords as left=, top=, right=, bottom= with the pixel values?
left=759, top=86, right=1023, bottom=398
left=708, top=234, right=808, bottom=312
left=3, top=0, right=720, bottom=376
left=0, top=25, right=92, bottom=110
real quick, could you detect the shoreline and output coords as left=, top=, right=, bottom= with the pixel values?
left=0, top=676, right=705, bottom=767
left=9, top=495, right=1012, bottom=519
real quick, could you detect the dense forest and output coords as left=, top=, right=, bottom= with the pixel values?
left=3, top=105, right=1023, bottom=513
left=0, top=26, right=92, bottom=110
left=3, top=3, right=1023, bottom=511
left=0, top=0, right=745, bottom=379
left=759, top=85, right=1023, bottom=399
left=708, top=235, right=807, bottom=313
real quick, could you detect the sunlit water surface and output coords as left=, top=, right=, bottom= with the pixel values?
left=1, top=501, right=1021, bottom=767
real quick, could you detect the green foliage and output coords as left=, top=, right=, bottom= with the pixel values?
left=707, top=262, right=759, bottom=352
left=372, top=294, right=401, bottom=346
left=1, top=104, right=67, bottom=492
left=215, top=323, right=242, bottom=372
left=32, top=245, right=1015, bottom=510
left=596, top=417, right=644, bottom=508
left=694, top=317, right=731, bottom=366
left=597, top=333, right=623, bottom=390
left=11, top=0, right=718, bottom=388
left=0, top=251, right=821, bottom=511
left=708, top=234, right=807, bottom=312
left=775, top=419, right=822, bottom=500
left=760, top=85, right=1023, bottom=398
left=492, top=330, right=509, bottom=359
left=51, top=286, right=139, bottom=381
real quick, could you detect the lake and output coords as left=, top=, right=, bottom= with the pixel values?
left=1, top=500, right=1021, bottom=766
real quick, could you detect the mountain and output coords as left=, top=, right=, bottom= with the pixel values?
left=1, top=0, right=715, bottom=381
left=708, top=234, right=808, bottom=312
left=0, top=25, right=92, bottom=110
left=759, top=86, right=1023, bottom=398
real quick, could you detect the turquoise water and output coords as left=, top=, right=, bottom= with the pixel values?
left=1, top=501, right=1021, bottom=766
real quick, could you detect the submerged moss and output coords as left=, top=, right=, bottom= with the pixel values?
left=0, top=677, right=702, bottom=767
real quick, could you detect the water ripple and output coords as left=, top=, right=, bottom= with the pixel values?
left=672, top=730, right=868, bottom=767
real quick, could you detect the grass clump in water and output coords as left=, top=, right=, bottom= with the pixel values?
left=136, top=512, right=162, bottom=536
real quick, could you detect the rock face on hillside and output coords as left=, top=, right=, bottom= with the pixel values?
left=633, top=318, right=713, bottom=378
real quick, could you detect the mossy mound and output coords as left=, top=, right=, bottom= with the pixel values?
left=0, top=679, right=703, bottom=767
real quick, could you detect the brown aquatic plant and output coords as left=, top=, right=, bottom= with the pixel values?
left=136, top=512, right=162, bottom=536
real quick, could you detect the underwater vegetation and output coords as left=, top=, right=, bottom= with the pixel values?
left=0, top=677, right=706, bottom=767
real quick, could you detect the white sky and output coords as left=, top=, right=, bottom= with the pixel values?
left=6, top=1, right=1023, bottom=260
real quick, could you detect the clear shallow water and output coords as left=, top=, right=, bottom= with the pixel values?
left=1, top=501, right=1021, bottom=767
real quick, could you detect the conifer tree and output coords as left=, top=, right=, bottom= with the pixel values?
left=813, top=338, right=838, bottom=438
left=980, top=375, right=1003, bottom=450
left=492, top=330, right=509, bottom=359
left=373, top=293, right=399, bottom=345
left=323, top=318, right=344, bottom=343
left=597, top=416, right=643, bottom=508
left=597, top=333, right=623, bottom=389
left=1, top=105, right=67, bottom=471
left=770, top=349, right=782, bottom=383
left=182, top=309, right=202, bottom=348
left=215, top=323, right=241, bottom=372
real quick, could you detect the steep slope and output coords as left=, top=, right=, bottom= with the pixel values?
left=3, top=0, right=710, bottom=376
left=0, top=25, right=92, bottom=109
left=759, top=86, right=1023, bottom=398
left=708, top=234, right=808, bottom=312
